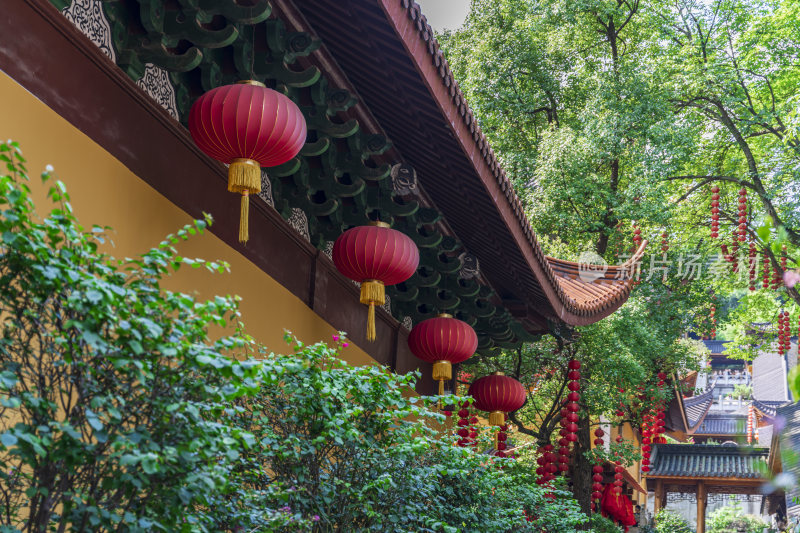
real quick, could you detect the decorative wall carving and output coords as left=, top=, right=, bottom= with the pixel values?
left=390, top=162, right=417, bottom=195
left=135, top=64, right=179, bottom=121
left=402, top=316, right=413, bottom=331
left=61, top=0, right=115, bottom=61
left=288, top=208, right=310, bottom=242
left=458, top=252, right=480, bottom=280
left=322, top=241, right=334, bottom=260
left=258, top=170, right=274, bottom=207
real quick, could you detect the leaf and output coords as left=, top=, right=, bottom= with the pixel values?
left=0, top=433, right=17, bottom=447
left=85, top=409, right=103, bottom=431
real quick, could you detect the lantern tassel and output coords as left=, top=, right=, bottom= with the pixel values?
left=360, top=280, right=385, bottom=342
left=489, top=410, right=505, bottom=427
left=239, top=192, right=250, bottom=244
left=228, top=158, right=261, bottom=244
left=438, top=379, right=445, bottom=396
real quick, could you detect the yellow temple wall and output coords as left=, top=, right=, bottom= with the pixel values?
left=0, top=70, right=375, bottom=366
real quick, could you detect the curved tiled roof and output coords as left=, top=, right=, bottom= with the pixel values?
left=648, top=444, right=768, bottom=479
left=684, top=385, right=716, bottom=430
left=753, top=399, right=790, bottom=418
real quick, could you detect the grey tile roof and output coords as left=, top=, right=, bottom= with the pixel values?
left=684, top=386, right=716, bottom=429
left=648, top=443, right=768, bottom=479
left=753, top=399, right=790, bottom=418
left=703, top=340, right=730, bottom=354
left=753, top=353, right=789, bottom=402
left=695, top=414, right=747, bottom=435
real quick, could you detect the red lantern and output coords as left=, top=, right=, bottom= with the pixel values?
left=333, top=222, right=419, bottom=341
left=409, top=315, right=477, bottom=395
left=189, top=81, right=307, bottom=243
left=469, top=372, right=526, bottom=427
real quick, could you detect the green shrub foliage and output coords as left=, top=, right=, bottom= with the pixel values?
left=707, top=505, right=769, bottom=533
left=0, top=141, right=589, bottom=532
left=653, top=509, right=693, bottom=533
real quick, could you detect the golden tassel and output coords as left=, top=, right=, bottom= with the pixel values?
left=489, top=410, right=505, bottom=427
left=228, top=158, right=261, bottom=244
left=438, top=379, right=445, bottom=396
left=360, top=280, right=385, bottom=342
left=239, top=192, right=250, bottom=244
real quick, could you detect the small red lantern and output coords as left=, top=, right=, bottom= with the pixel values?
left=189, top=81, right=307, bottom=243
left=333, top=222, right=419, bottom=341
left=469, top=372, right=526, bottom=427
left=409, top=314, right=478, bottom=395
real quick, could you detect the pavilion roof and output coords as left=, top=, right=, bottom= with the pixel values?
left=683, top=386, right=716, bottom=431
left=648, top=444, right=768, bottom=480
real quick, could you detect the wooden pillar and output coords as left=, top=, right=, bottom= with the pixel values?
left=697, top=482, right=707, bottom=533
left=654, top=479, right=664, bottom=513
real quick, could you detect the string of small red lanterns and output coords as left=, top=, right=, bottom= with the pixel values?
left=591, top=429, right=605, bottom=506
left=747, top=403, right=754, bottom=444
left=738, top=187, right=748, bottom=242
left=749, top=242, right=757, bottom=291
left=710, top=185, right=720, bottom=238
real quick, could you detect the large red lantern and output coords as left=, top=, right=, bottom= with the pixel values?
left=332, top=222, right=419, bottom=341
left=189, top=81, right=307, bottom=243
left=409, top=314, right=478, bottom=395
left=469, top=372, right=526, bottom=427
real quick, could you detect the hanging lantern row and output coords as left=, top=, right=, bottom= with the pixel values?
left=749, top=242, right=757, bottom=291
left=710, top=185, right=720, bottom=239
left=536, top=444, right=557, bottom=485
left=455, top=401, right=479, bottom=448
left=738, top=187, right=748, bottom=242
left=469, top=372, right=526, bottom=457
left=632, top=223, right=642, bottom=248
left=188, top=82, right=423, bottom=343
left=777, top=310, right=793, bottom=356
left=189, top=81, right=307, bottom=244
left=613, top=458, right=624, bottom=495
left=591, top=457, right=604, bottom=505
left=747, top=403, right=755, bottom=444
left=661, top=231, right=669, bottom=253
left=409, top=314, right=478, bottom=395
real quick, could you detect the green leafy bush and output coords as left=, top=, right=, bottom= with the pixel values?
left=589, top=513, right=624, bottom=532
left=708, top=505, right=769, bottom=533
left=653, top=509, right=692, bottom=533
left=0, top=141, right=262, bottom=531
left=209, top=335, right=589, bottom=532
